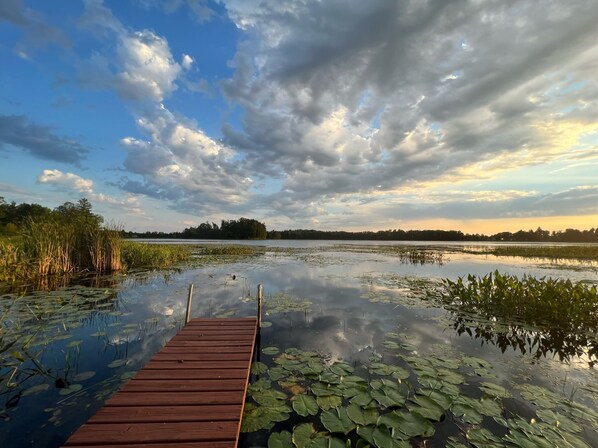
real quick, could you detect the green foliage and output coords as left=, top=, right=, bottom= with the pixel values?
left=180, top=217, right=267, bottom=239
left=443, top=271, right=598, bottom=364
left=485, top=245, right=598, bottom=261
left=121, top=242, right=189, bottom=270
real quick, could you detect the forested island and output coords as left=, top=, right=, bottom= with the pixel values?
left=2, top=197, right=598, bottom=242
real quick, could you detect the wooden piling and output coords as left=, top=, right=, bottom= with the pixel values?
left=257, top=284, right=263, bottom=332
left=185, top=283, right=194, bottom=324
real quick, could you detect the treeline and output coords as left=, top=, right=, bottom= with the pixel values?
left=267, top=227, right=598, bottom=243
left=128, top=217, right=267, bottom=240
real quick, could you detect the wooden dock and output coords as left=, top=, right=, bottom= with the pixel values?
left=63, top=317, right=258, bottom=448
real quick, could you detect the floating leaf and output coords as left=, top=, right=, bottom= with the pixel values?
left=262, top=346, right=280, bottom=355
left=480, top=382, right=511, bottom=398
left=292, top=423, right=317, bottom=448
left=251, top=362, right=269, bottom=375
left=268, top=431, right=292, bottom=448
left=320, top=407, right=356, bottom=435
left=408, top=394, right=445, bottom=421
left=379, top=410, right=435, bottom=438
left=317, top=395, right=342, bottom=411
left=346, top=403, right=379, bottom=426
left=58, top=384, right=83, bottom=396
left=23, top=383, right=50, bottom=397
left=292, top=394, right=319, bottom=417
left=73, top=371, right=96, bottom=382
left=252, top=389, right=288, bottom=406
left=107, top=359, right=127, bottom=368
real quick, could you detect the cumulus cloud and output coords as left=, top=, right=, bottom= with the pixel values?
left=78, top=1, right=182, bottom=102
left=219, top=0, right=598, bottom=220
left=37, top=169, right=145, bottom=216
left=118, top=104, right=252, bottom=214
left=37, top=169, right=94, bottom=193
left=0, top=115, right=90, bottom=165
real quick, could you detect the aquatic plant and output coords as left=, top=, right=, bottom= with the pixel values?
left=442, top=271, right=598, bottom=331
left=470, top=245, right=598, bottom=262
left=121, top=242, right=189, bottom=270
left=442, top=271, right=598, bottom=365
left=242, top=344, right=597, bottom=447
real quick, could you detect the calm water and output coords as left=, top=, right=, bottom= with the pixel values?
left=1, top=241, right=597, bottom=447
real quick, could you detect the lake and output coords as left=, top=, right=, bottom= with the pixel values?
left=1, top=241, right=597, bottom=447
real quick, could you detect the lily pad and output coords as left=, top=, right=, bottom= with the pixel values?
left=268, top=431, right=292, bottom=448
left=58, top=384, right=83, bottom=396
left=292, top=394, right=319, bottom=417
left=73, top=371, right=96, bottom=382
left=107, top=359, right=128, bottom=368
left=320, top=407, right=356, bottom=435
left=346, top=403, right=379, bottom=426
left=262, top=346, right=280, bottom=355
left=251, top=361, right=269, bottom=375
left=317, top=395, right=342, bottom=411
left=23, top=383, right=50, bottom=397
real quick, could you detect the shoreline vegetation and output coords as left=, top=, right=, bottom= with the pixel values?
left=1, top=197, right=598, bottom=281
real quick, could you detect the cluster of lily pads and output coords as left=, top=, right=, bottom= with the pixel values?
left=242, top=335, right=597, bottom=448
left=0, top=285, right=155, bottom=420
left=266, top=292, right=313, bottom=314
left=359, top=274, right=443, bottom=309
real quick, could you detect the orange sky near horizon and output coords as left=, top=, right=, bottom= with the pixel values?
left=349, top=215, right=598, bottom=235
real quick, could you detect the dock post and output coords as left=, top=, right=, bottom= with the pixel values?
left=185, top=283, right=194, bottom=324
left=257, top=284, right=263, bottom=332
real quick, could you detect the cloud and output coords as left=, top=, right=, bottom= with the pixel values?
left=118, top=104, right=252, bottom=215
left=78, top=1, right=182, bottom=102
left=219, top=0, right=598, bottom=218
left=182, top=54, right=194, bottom=70
left=135, top=0, right=214, bottom=22
left=0, top=115, right=90, bottom=165
left=0, top=0, right=70, bottom=56
left=37, top=169, right=145, bottom=216
left=37, top=169, right=94, bottom=193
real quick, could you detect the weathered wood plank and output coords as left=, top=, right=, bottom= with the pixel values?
left=151, top=352, right=249, bottom=361
left=167, top=340, right=253, bottom=347
left=121, top=379, right=245, bottom=392
left=89, top=405, right=242, bottom=423
left=144, top=360, right=248, bottom=370
left=159, top=346, right=250, bottom=354
left=134, top=369, right=248, bottom=380
left=65, top=443, right=235, bottom=448
left=64, top=421, right=238, bottom=445
left=105, top=391, right=242, bottom=406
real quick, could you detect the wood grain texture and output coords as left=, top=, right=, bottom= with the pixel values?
left=62, top=317, right=257, bottom=447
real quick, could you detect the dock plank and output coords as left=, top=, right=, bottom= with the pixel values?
left=63, top=317, right=257, bottom=448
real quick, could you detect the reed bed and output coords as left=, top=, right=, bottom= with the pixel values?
left=121, top=241, right=190, bottom=269
left=477, top=245, right=598, bottom=261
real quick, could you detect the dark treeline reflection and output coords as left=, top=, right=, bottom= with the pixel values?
left=451, top=314, right=598, bottom=367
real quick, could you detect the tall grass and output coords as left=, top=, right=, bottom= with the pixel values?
left=121, top=242, right=189, bottom=269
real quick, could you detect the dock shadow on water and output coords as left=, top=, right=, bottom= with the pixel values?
left=1, top=241, right=598, bottom=447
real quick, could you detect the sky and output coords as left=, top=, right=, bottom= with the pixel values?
left=1, top=0, right=597, bottom=234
